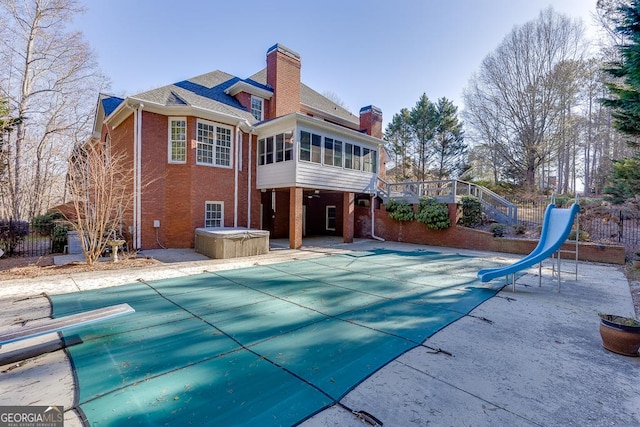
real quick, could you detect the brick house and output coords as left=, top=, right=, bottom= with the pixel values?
left=91, top=43, right=384, bottom=250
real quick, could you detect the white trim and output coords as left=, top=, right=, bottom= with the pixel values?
left=205, top=201, right=224, bottom=228
left=225, top=81, right=273, bottom=99
left=168, top=117, right=187, bottom=164
left=195, top=119, right=234, bottom=169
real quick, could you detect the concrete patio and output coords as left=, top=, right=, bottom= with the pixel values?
left=1, top=239, right=638, bottom=426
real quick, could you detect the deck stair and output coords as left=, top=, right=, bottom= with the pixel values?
left=376, top=178, right=517, bottom=225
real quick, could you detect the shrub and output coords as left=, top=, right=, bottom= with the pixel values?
left=513, top=224, right=527, bottom=235
left=385, top=200, right=414, bottom=222
left=0, top=219, right=30, bottom=254
left=568, top=229, right=590, bottom=242
left=459, top=195, right=482, bottom=227
left=31, top=212, right=64, bottom=235
left=489, top=223, right=506, bottom=237
left=416, top=198, right=451, bottom=230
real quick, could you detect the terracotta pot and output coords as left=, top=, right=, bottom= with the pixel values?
left=599, top=314, right=640, bottom=357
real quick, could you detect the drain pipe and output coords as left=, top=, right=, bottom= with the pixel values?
left=234, top=123, right=240, bottom=228
left=241, top=119, right=254, bottom=229
left=136, top=103, right=143, bottom=248
left=370, top=194, right=384, bottom=241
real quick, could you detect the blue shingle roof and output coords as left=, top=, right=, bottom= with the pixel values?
left=173, top=77, right=246, bottom=110
left=101, top=96, right=124, bottom=116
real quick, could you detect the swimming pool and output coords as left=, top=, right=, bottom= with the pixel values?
left=50, top=249, right=502, bottom=426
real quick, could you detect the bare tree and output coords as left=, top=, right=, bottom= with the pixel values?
left=0, top=0, right=108, bottom=219
left=66, top=142, right=132, bottom=265
left=463, top=8, right=586, bottom=193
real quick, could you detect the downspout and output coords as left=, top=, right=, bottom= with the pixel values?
left=136, top=103, right=144, bottom=248
left=125, top=102, right=138, bottom=249
left=370, top=194, right=384, bottom=241
left=247, top=128, right=253, bottom=228
left=241, top=119, right=254, bottom=229
left=234, top=124, right=240, bottom=228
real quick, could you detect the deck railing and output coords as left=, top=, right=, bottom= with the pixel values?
left=377, top=178, right=517, bottom=224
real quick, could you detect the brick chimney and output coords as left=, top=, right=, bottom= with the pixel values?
left=266, top=43, right=301, bottom=119
left=359, top=105, right=383, bottom=139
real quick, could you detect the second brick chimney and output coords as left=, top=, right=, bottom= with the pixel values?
left=266, top=44, right=301, bottom=119
left=359, top=105, right=383, bottom=139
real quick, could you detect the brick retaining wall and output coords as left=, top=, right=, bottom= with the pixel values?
left=354, top=204, right=625, bottom=265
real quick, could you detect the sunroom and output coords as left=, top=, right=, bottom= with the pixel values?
left=255, top=113, right=382, bottom=248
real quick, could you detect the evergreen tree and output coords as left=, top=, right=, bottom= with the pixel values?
left=431, top=97, right=467, bottom=179
left=384, top=108, right=414, bottom=182
left=603, top=154, right=640, bottom=203
left=410, top=94, right=437, bottom=181
left=602, top=0, right=640, bottom=146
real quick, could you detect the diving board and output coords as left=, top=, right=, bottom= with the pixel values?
left=0, top=303, right=134, bottom=346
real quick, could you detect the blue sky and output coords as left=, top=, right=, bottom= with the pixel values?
left=75, top=0, right=599, bottom=127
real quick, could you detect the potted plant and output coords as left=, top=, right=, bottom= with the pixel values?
left=598, top=313, right=640, bottom=356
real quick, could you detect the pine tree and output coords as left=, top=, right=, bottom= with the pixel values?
left=431, top=97, right=467, bottom=179
left=602, top=0, right=640, bottom=146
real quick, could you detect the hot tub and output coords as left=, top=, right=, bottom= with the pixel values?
left=194, top=227, right=270, bottom=259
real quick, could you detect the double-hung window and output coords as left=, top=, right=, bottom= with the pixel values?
left=169, top=118, right=187, bottom=163
left=197, top=120, right=232, bottom=167
left=205, top=202, right=224, bottom=227
left=251, top=96, right=264, bottom=121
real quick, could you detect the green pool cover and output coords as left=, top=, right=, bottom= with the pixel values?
left=50, top=249, right=503, bottom=426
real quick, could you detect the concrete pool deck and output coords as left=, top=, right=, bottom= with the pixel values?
left=1, top=238, right=639, bottom=426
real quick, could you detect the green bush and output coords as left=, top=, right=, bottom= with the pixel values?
left=0, top=219, right=29, bottom=254
left=416, top=198, right=451, bottom=230
left=385, top=200, right=414, bottom=222
left=31, top=212, right=64, bottom=235
left=489, top=223, right=506, bottom=237
left=568, top=229, right=590, bottom=242
left=459, top=195, right=482, bottom=227
left=513, top=224, right=526, bottom=235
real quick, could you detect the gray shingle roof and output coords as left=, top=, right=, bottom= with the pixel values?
left=249, top=69, right=359, bottom=126
left=132, top=70, right=256, bottom=123
left=129, top=67, right=359, bottom=127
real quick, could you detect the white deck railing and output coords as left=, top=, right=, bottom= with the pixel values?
left=377, top=178, right=517, bottom=224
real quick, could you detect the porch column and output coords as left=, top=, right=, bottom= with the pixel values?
left=343, top=192, right=354, bottom=243
left=289, top=187, right=303, bottom=249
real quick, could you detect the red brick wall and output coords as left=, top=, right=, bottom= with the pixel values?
left=106, top=110, right=261, bottom=250
left=103, top=116, right=135, bottom=247
left=354, top=203, right=625, bottom=264
left=235, top=92, right=252, bottom=113
left=266, top=45, right=301, bottom=119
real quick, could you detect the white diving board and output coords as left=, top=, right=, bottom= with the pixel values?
left=0, top=303, right=134, bottom=346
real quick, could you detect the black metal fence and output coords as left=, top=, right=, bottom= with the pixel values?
left=509, top=197, right=640, bottom=258
left=0, top=218, right=61, bottom=258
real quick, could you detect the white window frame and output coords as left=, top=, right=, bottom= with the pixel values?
left=205, top=201, right=224, bottom=228
left=168, top=117, right=187, bottom=164
left=251, top=96, right=264, bottom=121
left=326, top=205, right=336, bottom=231
left=196, top=119, right=233, bottom=168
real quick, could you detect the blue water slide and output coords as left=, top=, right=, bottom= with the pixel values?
left=477, top=202, right=580, bottom=283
